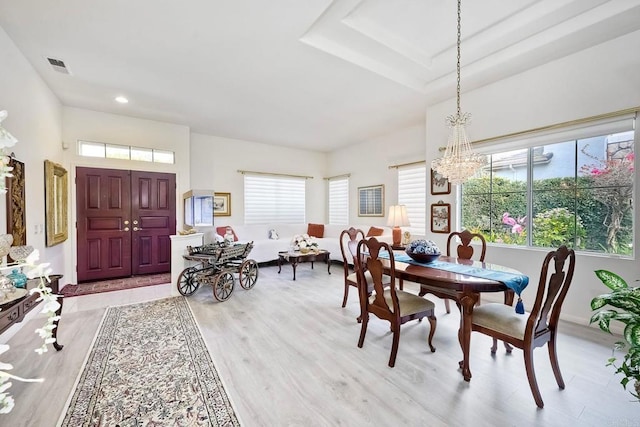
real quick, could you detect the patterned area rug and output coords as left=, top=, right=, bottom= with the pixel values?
left=61, top=273, right=171, bottom=297
left=58, top=297, right=240, bottom=426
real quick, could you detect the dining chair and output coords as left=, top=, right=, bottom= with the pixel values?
left=356, top=237, right=437, bottom=367
left=339, top=227, right=366, bottom=309
left=470, top=245, right=576, bottom=408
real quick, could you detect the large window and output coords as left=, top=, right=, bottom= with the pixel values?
left=244, top=174, right=306, bottom=224
left=328, top=176, right=349, bottom=225
left=398, top=164, right=426, bottom=235
left=461, top=120, right=635, bottom=256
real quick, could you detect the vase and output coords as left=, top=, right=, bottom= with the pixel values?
left=7, top=268, right=28, bottom=289
left=300, top=247, right=310, bottom=254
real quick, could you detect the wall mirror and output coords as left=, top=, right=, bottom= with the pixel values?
left=45, top=160, right=68, bottom=246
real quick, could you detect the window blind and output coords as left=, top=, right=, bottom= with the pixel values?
left=244, top=175, right=306, bottom=224
left=329, top=177, right=349, bottom=225
left=398, top=165, right=426, bottom=234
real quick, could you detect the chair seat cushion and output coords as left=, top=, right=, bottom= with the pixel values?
left=347, top=270, right=373, bottom=285
left=472, top=303, right=527, bottom=339
left=371, top=290, right=435, bottom=317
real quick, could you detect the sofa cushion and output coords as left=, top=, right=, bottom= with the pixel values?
left=366, top=226, right=384, bottom=237
left=307, top=223, right=324, bottom=238
left=216, top=226, right=238, bottom=241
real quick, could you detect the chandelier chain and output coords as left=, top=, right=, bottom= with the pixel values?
left=456, top=0, right=462, bottom=117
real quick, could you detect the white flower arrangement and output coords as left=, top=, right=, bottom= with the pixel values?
left=291, top=233, right=318, bottom=250
left=0, top=250, right=60, bottom=414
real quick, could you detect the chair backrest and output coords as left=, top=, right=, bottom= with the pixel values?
left=339, top=227, right=365, bottom=272
left=446, top=230, right=486, bottom=261
left=356, top=237, right=398, bottom=319
left=527, top=245, right=575, bottom=338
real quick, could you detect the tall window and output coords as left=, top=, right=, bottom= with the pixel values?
left=398, top=164, right=426, bottom=234
left=461, top=114, right=635, bottom=256
left=328, top=176, right=349, bottom=225
left=244, top=175, right=306, bottom=224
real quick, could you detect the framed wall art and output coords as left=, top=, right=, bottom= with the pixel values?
left=45, top=160, right=69, bottom=247
left=358, top=184, right=384, bottom=217
left=5, top=156, right=26, bottom=251
left=214, top=192, right=231, bottom=216
left=430, top=169, right=451, bottom=195
left=430, top=202, right=451, bottom=234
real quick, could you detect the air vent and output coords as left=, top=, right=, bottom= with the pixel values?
left=46, top=57, right=71, bottom=74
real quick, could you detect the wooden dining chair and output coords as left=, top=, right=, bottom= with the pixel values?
left=470, top=245, right=576, bottom=408
left=356, top=237, right=437, bottom=367
left=339, top=227, right=366, bottom=309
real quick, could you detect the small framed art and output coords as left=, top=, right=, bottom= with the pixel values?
left=358, top=184, right=384, bottom=217
left=431, top=202, right=451, bottom=234
left=431, top=169, right=451, bottom=195
left=214, top=192, right=231, bottom=216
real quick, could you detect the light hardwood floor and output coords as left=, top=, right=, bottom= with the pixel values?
left=1, top=264, right=638, bottom=426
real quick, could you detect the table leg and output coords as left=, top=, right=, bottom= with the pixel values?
left=52, top=295, right=64, bottom=351
left=278, top=256, right=283, bottom=274
left=291, top=260, right=298, bottom=280
left=458, top=291, right=479, bottom=382
left=326, top=255, right=331, bottom=275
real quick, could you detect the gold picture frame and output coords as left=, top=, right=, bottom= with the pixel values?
left=214, top=192, right=231, bottom=216
left=45, top=160, right=68, bottom=246
left=358, top=184, right=384, bottom=217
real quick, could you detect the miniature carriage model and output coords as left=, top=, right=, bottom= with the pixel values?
left=177, top=241, right=258, bottom=301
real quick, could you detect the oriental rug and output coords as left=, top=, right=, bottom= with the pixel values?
left=61, top=272, right=171, bottom=297
left=58, top=297, right=240, bottom=426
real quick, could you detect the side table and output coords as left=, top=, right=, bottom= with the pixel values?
left=277, top=250, right=331, bottom=280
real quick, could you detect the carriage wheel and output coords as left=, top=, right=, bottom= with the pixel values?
left=177, top=266, right=199, bottom=296
left=239, top=259, right=259, bottom=290
left=213, top=272, right=235, bottom=301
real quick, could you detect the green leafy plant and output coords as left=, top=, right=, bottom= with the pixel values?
left=590, top=270, right=640, bottom=401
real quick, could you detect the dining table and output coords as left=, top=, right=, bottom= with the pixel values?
left=379, top=252, right=528, bottom=382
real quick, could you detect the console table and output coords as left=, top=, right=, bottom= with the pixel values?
left=0, top=274, right=64, bottom=351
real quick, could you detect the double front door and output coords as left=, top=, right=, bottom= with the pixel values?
left=76, top=167, right=176, bottom=283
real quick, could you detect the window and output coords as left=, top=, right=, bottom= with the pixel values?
left=244, top=174, right=306, bottom=224
left=398, top=164, right=426, bottom=234
left=78, top=140, right=175, bottom=164
left=461, top=114, right=635, bottom=256
left=328, top=176, right=349, bottom=225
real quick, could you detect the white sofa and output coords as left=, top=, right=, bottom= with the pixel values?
left=214, top=224, right=394, bottom=264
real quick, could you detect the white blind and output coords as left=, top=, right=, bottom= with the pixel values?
left=398, top=165, right=426, bottom=234
left=244, top=175, right=306, bottom=224
left=329, top=177, right=349, bottom=225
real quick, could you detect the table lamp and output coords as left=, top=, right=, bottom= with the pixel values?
left=387, top=205, right=410, bottom=247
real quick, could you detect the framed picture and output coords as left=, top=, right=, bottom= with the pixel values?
left=358, top=184, right=384, bottom=217
left=5, top=157, right=26, bottom=254
left=44, top=160, right=69, bottom=246
left=431, top=169, right=451, bottom=195
left=431, top=202, right=451, bottom=234
left=213, top=192, right=231, bottom=216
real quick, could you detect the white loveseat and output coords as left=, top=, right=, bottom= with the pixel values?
left=214, top=224, right=394, bottom=264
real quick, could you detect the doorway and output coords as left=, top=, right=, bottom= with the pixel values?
left=76, top=167, right=176, bottom=283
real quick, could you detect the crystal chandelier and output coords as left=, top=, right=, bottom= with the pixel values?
left=431, top=0, right=485, bottom=185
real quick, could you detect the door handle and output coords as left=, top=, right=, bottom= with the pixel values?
left=133, top=227, right=139, bottom=231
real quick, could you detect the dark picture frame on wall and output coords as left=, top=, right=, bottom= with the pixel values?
left=431, top=202, right=451, bottom=234
left=430, top=169, right=451, bottom=195
left=358, top=184, right=384, bottom=217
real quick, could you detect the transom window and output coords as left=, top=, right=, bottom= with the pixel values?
left=78, top=140, right=175, bottom=164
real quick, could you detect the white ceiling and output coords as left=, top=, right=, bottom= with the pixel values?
left=1, top=0, right=639, bottom=152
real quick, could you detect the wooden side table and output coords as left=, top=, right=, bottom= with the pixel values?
left=277, top=250, right=331, bottom=280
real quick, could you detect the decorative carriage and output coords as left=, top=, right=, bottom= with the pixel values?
left=177, top=241, right=258, bottom=301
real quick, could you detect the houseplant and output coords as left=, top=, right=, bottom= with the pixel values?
left=590, top=269, right=640, bottom=401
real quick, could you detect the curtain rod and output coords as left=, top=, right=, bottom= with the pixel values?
left=438, top=106, right=639, bottom=152
left=323, top=173, right=351, bottom=180
left=237, top=170, right=314, bottom=179
left=388, top=160, right=425, bottom=169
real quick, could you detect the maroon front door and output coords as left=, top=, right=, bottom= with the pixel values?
left=76, top=167, right=176, bottom=282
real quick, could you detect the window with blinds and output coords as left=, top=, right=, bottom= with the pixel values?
left=244, top=175, right=306, bottom=224
left=328, top=177, right=349, bottom=225
left=398, top=164, right=426, bottom=234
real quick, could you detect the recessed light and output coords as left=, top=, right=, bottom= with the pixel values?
left=115, top=96, right=129, bottom=104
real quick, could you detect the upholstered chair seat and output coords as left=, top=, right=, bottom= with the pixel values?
left=472, top=304, right=527, bottom=340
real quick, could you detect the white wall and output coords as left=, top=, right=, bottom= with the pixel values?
left=0, top=25, right=66, bottom=277
left=190, top=133, right=328, bottom=241
left=61, top=107, right=191, bottom=284
left=424, top=30, right=640, bottom=326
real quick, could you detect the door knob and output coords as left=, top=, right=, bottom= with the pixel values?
left=124, top=227, right=130, bottom=232
left=133, top=220, right=139, bottom=225
left=124, top=220, right=130, bottom=225
left=133, top=227, right=139, bottom=231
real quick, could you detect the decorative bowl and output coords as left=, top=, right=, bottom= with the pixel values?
left=405, top=249, right=440, bottom=264
left=299, top=247, right=310, bottom=254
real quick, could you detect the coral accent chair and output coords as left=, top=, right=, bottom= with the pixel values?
left=470, top=245, right=576, bottom=408
left=356, top=237, right=437, bottom=367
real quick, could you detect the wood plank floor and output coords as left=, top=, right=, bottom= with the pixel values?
left=1, top=264, right=638, bottom=426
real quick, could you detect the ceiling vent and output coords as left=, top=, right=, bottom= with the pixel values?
left=46, top=57, right=71, bottom=74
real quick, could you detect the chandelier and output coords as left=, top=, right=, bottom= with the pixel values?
left=431, top=0, right=485, bottom=185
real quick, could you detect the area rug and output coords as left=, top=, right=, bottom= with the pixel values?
left=61, top=272, right=171, bottom=297
left=58, top=297, right=240, bottom=426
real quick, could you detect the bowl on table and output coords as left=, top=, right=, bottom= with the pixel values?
left=405, top=239, right=441, bottom=263
left=405, top=250, right=440, bottom=264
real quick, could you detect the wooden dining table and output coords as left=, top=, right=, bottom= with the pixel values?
left=380, top=253, right=524, bottom=382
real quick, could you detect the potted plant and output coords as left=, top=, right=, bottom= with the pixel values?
left=590, top=270, right=640, bottom=401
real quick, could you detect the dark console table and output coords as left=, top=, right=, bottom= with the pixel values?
left=0, top=274, right=64, bottom=351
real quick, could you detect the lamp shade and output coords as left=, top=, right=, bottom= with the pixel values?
left=387, top=205, right=410, bottom=227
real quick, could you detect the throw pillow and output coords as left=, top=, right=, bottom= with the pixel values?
left=216, top=226, right=238, bottom=241
left=366, top=226, right=384, bottom=237
left=307, top=223, right=324, bottom=238
left=269, top=229, right=279, bottom=240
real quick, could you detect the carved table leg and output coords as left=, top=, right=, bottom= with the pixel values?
left=291, top=259, right=298, bottom=280
left=326, top=254, right=331, bottom=275
left=278, top=256, right=283, bottom=274
left=458, top=291, right=478, bottom=382
left=53, top=296, right=64, bottom=351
